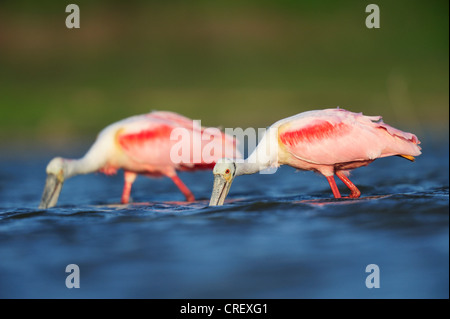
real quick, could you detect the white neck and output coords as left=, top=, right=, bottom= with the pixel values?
left=64, top=146, right=106, bottom=179
left=235, top=127, right=279, bottom=176
left=235, top=159, right=263, bottom=176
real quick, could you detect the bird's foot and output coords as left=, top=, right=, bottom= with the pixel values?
left=121, top=197, right=131, bottom=204
left=342, top=192, right=361, bottom=199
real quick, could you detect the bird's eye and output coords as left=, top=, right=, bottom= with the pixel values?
left=225, top=169, right=230, bottom=174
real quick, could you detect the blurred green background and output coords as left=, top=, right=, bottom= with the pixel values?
left=0, top=0, right=448, bottom=146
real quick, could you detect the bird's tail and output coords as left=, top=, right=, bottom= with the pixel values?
left=360, top=115, right=422, bottom=158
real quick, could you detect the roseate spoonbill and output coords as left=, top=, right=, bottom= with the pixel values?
left=209, top=108, right=421, bottom=206
left=39, top=111, right=239, bottom=209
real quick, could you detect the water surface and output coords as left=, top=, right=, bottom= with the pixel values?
left=0, top=133, right=448, bottom=298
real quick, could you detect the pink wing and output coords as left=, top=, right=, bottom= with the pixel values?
left=116, top=112, right=239, bottom=172
left=278, top=108, right=421, bottom=165
left=145, top=111, right=196, bottom=129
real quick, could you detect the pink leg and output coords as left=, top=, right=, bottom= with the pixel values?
left=169, top=174, right=195, bottom=202
left=336, top=171, right=361, bottom=198
left=326, top=175, right=341, bottom=198
left=121, top=171, right=137, bottom=204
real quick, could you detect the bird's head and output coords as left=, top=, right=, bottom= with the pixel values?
left=209, top=158, right=237, bottom=206
left=39, top=157, right=67, bottom=209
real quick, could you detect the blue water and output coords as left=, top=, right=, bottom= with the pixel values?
left=0, top=132, right=448, bottom=299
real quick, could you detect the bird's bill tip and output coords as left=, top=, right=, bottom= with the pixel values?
left=38, top=173, right=64, bottom=209
left=209, top=175, right=232, bottom=206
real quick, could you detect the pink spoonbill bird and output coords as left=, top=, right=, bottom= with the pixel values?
left=39, top=111, right=239, bottom=208
left=209, top=108, right=421, bottom=206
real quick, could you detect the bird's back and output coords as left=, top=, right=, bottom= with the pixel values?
left=95, top=111, right=239, bottom=173
left=276, top=108, right=421, bottom=166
